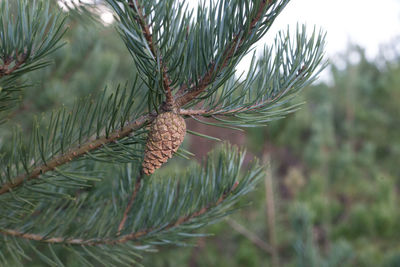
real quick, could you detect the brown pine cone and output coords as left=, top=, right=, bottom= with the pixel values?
left=142, top=112, right=186, bottom=175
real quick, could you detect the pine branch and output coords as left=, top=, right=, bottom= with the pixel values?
left=0, top=0, right=66, bottom=78
left=0, top=181, right=239, bottom=245
left=174, top=0, right=274, bottom=108
left=178, top=92, right=286, bottom=116
left=108, top=0, right=179, bottom=110
left=1, top=145, right=259, bottom=252
left=0, top=106, right=201, bottom=195
left=0, top=0, right=66, bottom=117
left=0, top=113, right=150, bottom=195
left=0, top=105, right=199, bottom=195
left=117, top=171, right=144, bottom=234
left=180, top=26, right=326, bottom=129
left=127, top=0, right=174, bottom=108
left=0, top=80, right=151, bottom=197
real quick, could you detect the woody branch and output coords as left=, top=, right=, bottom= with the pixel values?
left=128, top=0, right=174, bottom=107
left=0, top=181, right=239, bottom=245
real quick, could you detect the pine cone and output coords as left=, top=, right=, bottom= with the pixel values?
left=142, top=112, right=186, bottom=175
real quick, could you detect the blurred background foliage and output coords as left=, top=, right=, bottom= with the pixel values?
left=4, top=6, right=400, bottom=267
left=147, top=43, right=400, bottom=267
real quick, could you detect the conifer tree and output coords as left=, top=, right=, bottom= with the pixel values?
left=0, top=0, right=326, bottom=265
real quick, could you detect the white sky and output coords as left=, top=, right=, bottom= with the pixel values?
left=185, top=0, right=400, bottom=79
left=244, top=0, right=400, bottom=78
left=264, top=0, right=400, bottom=58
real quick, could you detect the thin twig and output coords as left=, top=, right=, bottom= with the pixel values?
left=0, top=181, right=239, bottom=245
left=226, top=218, right=273, bottom=254
left=117, top=171, right=144, bottom=235
left=178, top=89, right=288, bottom=116
left=263, top=153, right=279, bottom=266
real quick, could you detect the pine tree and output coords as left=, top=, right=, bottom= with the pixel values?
left=0, top=0, right=326, bottom=265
